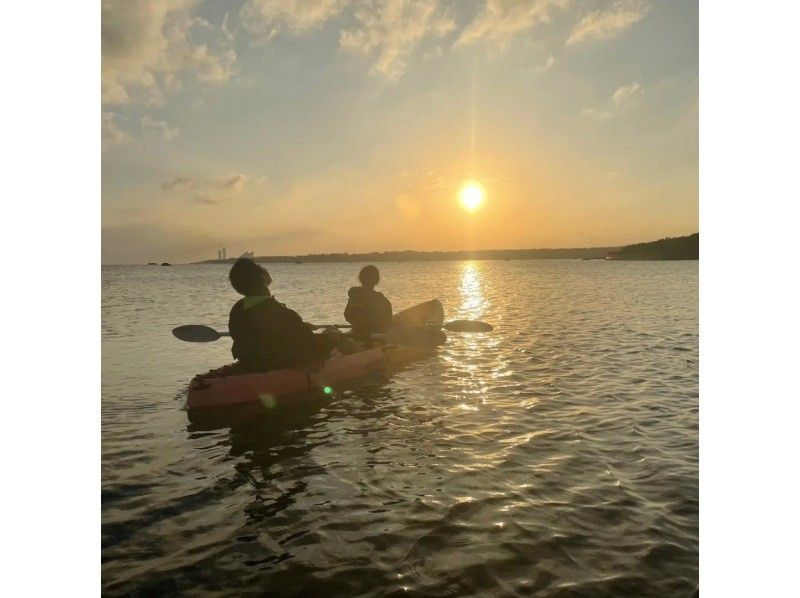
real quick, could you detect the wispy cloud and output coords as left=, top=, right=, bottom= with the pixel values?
left=161, top=177, right=194, bottom=192
left=567, top=0, right=648, bottom=46
left=219, top=174, right=248, bottom=193
left=456, top=0, right=569, bottom=50
left=582, top=79, right=645, bottom=121
left=240, top=0, right=455, bottom=81
left=141, top=116, right=180, bottom=140
left=536, top=54, right=555, bottom=73
left=102, top=0, right=236, bottom=105
left=161, top=173, right=254, bottom=204
left=581, top=107, right=612, bottom=122
left=102, top=112, right=130, bottom=147
left=612, top=80, right=643, bottom=106
left=240, top=0, right=347, bottom=38
left=340, top=0, right=455, bottom=82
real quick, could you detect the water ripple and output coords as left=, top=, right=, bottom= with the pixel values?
left=102, top=261, right=697, bottom=596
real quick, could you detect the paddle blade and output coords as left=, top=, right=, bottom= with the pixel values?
left=172, top=325, right=224, bottom=342
left=443, top=320, right=493, bottom=333
left=392, top=299, right=445, bottom=328
left=386, top=326, right=447, bottom=347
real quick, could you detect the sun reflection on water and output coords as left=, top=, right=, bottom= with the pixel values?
left=457, top=261, right=489, bottom=320
left=439, top=260, right=522, bottom=444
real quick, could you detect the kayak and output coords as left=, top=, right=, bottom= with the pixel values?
left=186, top=300, right=443, bottom=410
left=187, top=343, right=430, bottom=410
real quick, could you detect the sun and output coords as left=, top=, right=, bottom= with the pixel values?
left=458, top=181, right=485, bottom=213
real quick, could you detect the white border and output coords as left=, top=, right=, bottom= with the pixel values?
left=2, top=0, right=100, bottom=593
left=701, top=1, right=800, bottom=595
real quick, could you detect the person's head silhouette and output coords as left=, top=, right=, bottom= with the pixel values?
left=358, top=265, right=380, bottom=289
left=229, top=258, right=271, bottom=296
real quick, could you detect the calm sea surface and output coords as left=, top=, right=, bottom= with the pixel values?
left=102, top=260, right=698, bottom=596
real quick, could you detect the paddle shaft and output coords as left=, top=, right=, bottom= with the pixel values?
left=172, top=324, right=451, bottom=346
left=310, top=320, right=492, bottom=332
left=172, top=324, right=387, bottom=343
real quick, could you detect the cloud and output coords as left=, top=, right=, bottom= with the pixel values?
left=193, top=193, right=218, bottom=205
left=566, top=0, right=648, bottom=46
left=581, top=107, right=612, bottom=121
left=102, top=0, right=236, bottom=105
left=240, top=0, right=347, bottom=38
left=161, top=177, right=194, bottom=191
left=160, top=173, right=253, bottom=203
left=582, top=79, right=644, bottom=121
left=161, top=176, right=218, bottom=203
left=220, top=173, right=248, bottom=193
left=400, top=170, right=448, bottom=189
left=455, top=0, right=569, bottom=49
left=536, top=54, right=555, bottom=73
left=141, top=116, right=180, bottom=140
left=102, top=112, right=131, bottom=147
left=612, top=80, right=643, bottom=105
left=339, top=0, right=455, bottom=82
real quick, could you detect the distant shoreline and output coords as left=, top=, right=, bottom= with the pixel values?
left=192, top=233, right=699, bottom=265
left=193, top=247, right=618, bottom=265
left=606, top=233, right=698, bottom=261
left=109, top=233, right=699, bottom=266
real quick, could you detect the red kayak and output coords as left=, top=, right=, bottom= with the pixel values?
left=186, top=300, right=443, bottom=410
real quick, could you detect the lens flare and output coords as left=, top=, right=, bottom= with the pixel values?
left=259, top=393, right=277, bottom=409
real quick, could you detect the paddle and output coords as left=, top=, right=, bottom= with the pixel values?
left=171, top=324, right=448, bottom=347
left=172, top=325, right=229, bottom=342
left=308, top=319, right=493, bottom=333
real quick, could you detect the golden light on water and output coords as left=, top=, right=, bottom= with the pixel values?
left=458, top=181, right=485, bottom=213
left=458, top=261, right=486, bottom=319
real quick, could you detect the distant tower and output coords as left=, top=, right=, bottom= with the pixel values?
left=222, top=248, right=227, bottom=260
left=217, top=250, right=221, bottom=260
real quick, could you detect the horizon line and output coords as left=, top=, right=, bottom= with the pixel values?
left=101, top=233, right=699, bottom=266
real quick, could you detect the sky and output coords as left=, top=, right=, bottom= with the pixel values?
left=102, top=0, right=698, bottom=264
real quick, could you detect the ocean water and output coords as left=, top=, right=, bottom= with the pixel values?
left=102, top=260, right=698, bottom=596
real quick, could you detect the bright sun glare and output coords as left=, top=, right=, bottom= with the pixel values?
left=459, top=181, right=485, bottom=213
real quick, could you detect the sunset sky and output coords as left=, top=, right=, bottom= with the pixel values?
left=102, top=0, right=697, bottom=264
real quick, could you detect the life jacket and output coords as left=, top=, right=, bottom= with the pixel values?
left=344, top=287, right=393, bottom=334
left=229, top=295, right=330, bottom=371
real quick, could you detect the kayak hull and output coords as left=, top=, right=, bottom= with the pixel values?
left=187, top=344, right=429, bottom=410
left=186, top=299, right=444, bottom=410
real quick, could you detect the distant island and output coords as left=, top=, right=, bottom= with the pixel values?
left=190, top=233, right=698, bottom=265
left=606, top=233, right=698, bottom=260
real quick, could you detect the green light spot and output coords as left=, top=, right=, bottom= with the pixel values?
left=258, top=393, right=277, bottom=409
left=323, top=386, right=333, bottom=394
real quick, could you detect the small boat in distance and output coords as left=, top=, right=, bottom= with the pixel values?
left=161, top=262, right=171, bottom=266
